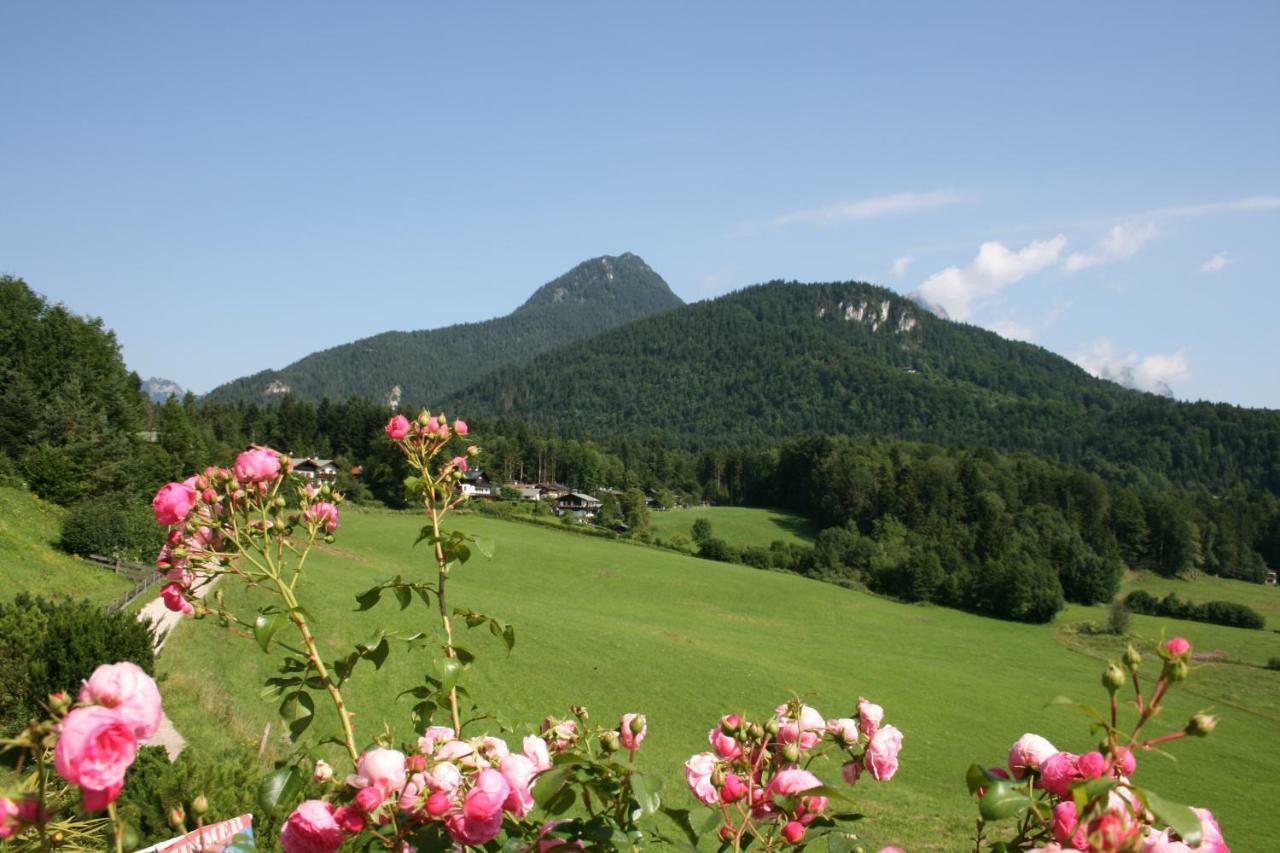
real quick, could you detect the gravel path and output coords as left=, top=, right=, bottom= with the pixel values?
left=136, top=576, right=218, bottom=760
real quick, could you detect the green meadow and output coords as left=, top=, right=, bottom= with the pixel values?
left=0, top=486, right=132, bottom=603
left=154, top=507, right=1280, bottom=851
left=1121, top=569, right=1280, bottom=629
left=649, top=505, right=818, bottom=548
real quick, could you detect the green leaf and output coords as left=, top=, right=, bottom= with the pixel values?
left=435, top=658, right=463, bottom=694
left=694, top=807, right=723, bottom=836
left=257, top=766, right=301, bottom=813
left=253, top=611, right=284, bottom=653
left=368, top=637, right=390, bottom=670
left=631, top=774, right=660, bottom=817
left=474, top=537, right=495, bottom=559
left=978, top=780, right=1033, bottom=822
left=502, top=624, right=516, bottom=652
left=1140, top=788, right=1203, bottom=848
left=533, top=766, right=573, bottom=808
left=412, top=524, right=434, bottom=548
left=658, top=806, right=699, bottom=846
left=354, top=586, right=383, bottom=611
left=394, top=585, right=412, bottom=609
left=966, top=762, right=994, bottom=795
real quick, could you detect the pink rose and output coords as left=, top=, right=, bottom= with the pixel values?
left=721, top=773, right=747, bottom=802
left=426, top=791, right=452, bottom=817
left=619, top=712, right=646, bottom=751
left=1039, top=752, right=1081, bottom=797
left=1165, top=637, right=1191, bottom=657
left=841, top=760, right=863, bottom=785
left=313, top=759, right=333, bottom=782
left=332, top=805, right=365, bottom=834
left=161, top=583, right=193, bottom=614
left=81, top=782, right=122, bottom=813
left=857, top=698, right=884, bottom=738
left=770, top=767, right=822, bottom=797
left=827, top=717, right=859, bottom=744
left=866, top=724, right=903, bottom=782
left=709, top=725, right=741, bottom=760
left=78, top=662, right=163, bottom=740
left=354, top=785, right=384, bottom=813
left=774, top=703, right=825, bottom=751
left=418, top=725, right=456, bottom=754
left=0, top=797, right=19, bottom=839
left=499, top=754, right=538, bottom=817
left=152, top=481, right=197, bottom=525
left=445, top=768, right=509, bottom=845
left=878, top=849, right=906, bottom=853
left=1053, top=801, right=1079, bottom=844
left=1113, top=745, right=1137, bottom=776
left=542, top=717, right=578, bottom=751
left=452, top=456, right=469, bottom=473
left=303, top=502, right=340, bottom=532
left=355, top=748, right=406, bottom=796
left=781, top=821, right=806, bottom=843
left=1077, top=751, right=1107, bottom=780
left=280, top=800, right=343, bottom=853
left=385, top=415, right=411, bottom=440
left=523, top=735, right=552, bottom=772
left=1008, top=733, right=1057, bottom=779
left=1191, top=807, right=1228, bottom=853
left=233, top=448, right=282, bottom=483
left=1143, top=835, right=1195, bottom=853
left=54, top=706, right=137, bottom=793
left=684, top=752, right=720, bottom=805
left=454, top=419, right=468, bottom=435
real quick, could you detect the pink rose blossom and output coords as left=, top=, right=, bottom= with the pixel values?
left=523, top=735, right=552, bottom=772
left=781, top=821, right=806, bottom=843
left=454, top=419, right=468, bottom=435
left=354, top=785, right=384, bottom=813
left=446, top=768, right=509, bottom=845
left=1191, top=807, right=1228, bottom=853
left=721, top=773, right=747, bottom=802
left=619, top=712, right=646, bottom=751
left=152, top=481, right=198, bottom=525
left=0, top=797, right=19, bottom=839
left=303, top=501, right=340, bottom=532
left=313, top=759, right=333, bottom=782
left=1053, top=801, right=1079, bottom=844
left=827, top=717, right=859, bottom=744
left=866, top=724, right=903, bottom=781
left=774, top=703, right=825, bottom=751
left=280, top=800, right=344, bottom=853
left=233, top=447, right=282, bottom=483
left=81, top=782, right=122, bottom=813
left=499, top=754, right=538, bottom=817
left=1113, top=746, right=1137, bottom=776
left=857, top=698, right=885, bottom=738
left=428, top=761, right=463, bottom=795
left=418, top=725, right=456, bottom=754
left=425, top=792, right=452, bottom=817
left=355, top=748, right=406, bottom=796
left=78, top=662, right=163, bottom=740
left=54, top=706, right=138, bottom=794
left=841, top=760, right=863, bottom=785
left=1040, top=752, right=1081, bottom=798
left=878, top=849, right=906, bottom=853
left=385, top=415, right=411, bottom=440
left=1008, top=733, right=1057, bottom=779
left=1165, top=637, right=1191, bottom=657
left=684, top=752, right=720, bottom=805
left=1077, top=751, right=1108, bottom=780
left=770, top=767, right=822, bottom=796
left=332, top=805, right=365, bottom=834
left=161, top=583, right=193, bottom=614
left=452, top=455, right=469, bottom=473
left=709, top=725, right=742, bottom=759
left=542, top=718, right=578, bottom=751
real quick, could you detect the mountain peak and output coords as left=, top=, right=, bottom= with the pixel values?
left=518, top=253, right=680, bottom=312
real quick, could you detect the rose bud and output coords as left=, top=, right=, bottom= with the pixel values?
left=168, top=806, right=186, bottom=829
left=1186, top=713, right=1218, bottom=737
left=313, top=759, right=333, bottom=782
left=1123, top=644, right=1142, bottom=671
left=764, top=719, right=780, bottom=736
left=721, top=774, right=747, bottom=803
left=191, top=795, right=208, bottom=816
left=781, top=743, right=801, bottom=764
left=781, top=821, right=806, bottom=844
left=1103, top=663, right=1126, bottom=693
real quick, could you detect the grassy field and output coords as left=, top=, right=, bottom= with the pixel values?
left=0, top=486, right=132, bottom=603
left=157, top=507, right=1280, bottom=851
left=1121, top=569, right=1280, bottom=628
left=649, top=505, right=817, bottom=548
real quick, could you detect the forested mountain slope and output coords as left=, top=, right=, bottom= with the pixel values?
left=204, top=253, right=683, bottom=405
left=446, top=280, right=1280, bottom=494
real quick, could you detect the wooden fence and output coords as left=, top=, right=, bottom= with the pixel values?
left=85, top=554, right=165, bottom=614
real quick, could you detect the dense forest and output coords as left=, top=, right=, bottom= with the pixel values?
left=203, top=253, right=683, bottom=405
left=3, top=274, right=1277, bottom=626
left=447, top=280, right=1280, bottom=496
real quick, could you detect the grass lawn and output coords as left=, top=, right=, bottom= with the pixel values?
left=649, top=505, right=818, bottom=548
left=1121, top=569, right=1280, bottom=628
left=158, top=508, right=1280, bottom=851
left=0, top=486, right=132, bottom=604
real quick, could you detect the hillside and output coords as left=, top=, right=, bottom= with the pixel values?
left=203, top=253, right=683, bottom=405
left=158, top=508, right=1280, bottom=851
left=448, top=280, right=1280, bottom=493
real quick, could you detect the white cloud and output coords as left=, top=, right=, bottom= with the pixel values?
left=1143, top=195, right=1280, bottom=219
left=890, top=255, right=913, bottom=279
left=1064, top=222, right=1158, bottom=272
left=1072, top=338, right=1190, bottom=396
left=913, top=235, right=1067, bottom=321
left=732, top=190, right=963, bottom=236
left=1200, top=252, right=1232, bottom=273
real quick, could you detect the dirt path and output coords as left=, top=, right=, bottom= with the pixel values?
left=136, top=576, right=218, bottom=759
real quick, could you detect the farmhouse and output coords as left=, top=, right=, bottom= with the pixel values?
left=556, top=492, right=602, bottom=518
left=459, top=469, right=496, bottom=499
left=292, top=457, right=339, bottom=484
left=536, top=481, right=571, bottom=501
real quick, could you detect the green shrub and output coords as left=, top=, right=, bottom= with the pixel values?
left=1105, top=598, right=1132, bottom=635
left=1268, top=656, right=1280, bottom=671
left=59, top=497, right=160, bottom=561
left=1123, top=591, right=1265, bottom=630
left=0, top=594, right=156, bottom=734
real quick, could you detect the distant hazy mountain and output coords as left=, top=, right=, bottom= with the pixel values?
left=141, top=377, right=185, bottom=403
left=203, top=253, right=683, bottom=405
left=445, top=279, right=1280, bottom=492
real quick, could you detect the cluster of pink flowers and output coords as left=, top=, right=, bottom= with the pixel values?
left=982, top=639, right=1229, bottom=853
left=685, top=699, right=902, bottom=846
left=0, top=662, right=163, bottom=827
left=280, top=710, right=650, bottom=851
left=384, top=413, right=477, bottom=485
left=150, top=447, right=342, bottom=614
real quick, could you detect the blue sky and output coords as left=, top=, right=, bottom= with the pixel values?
left=2, top=2, right=1277, bottom=406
